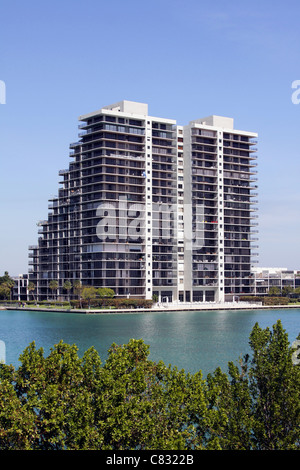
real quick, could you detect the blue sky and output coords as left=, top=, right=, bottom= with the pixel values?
left=0, top=0, right=300, bottom=275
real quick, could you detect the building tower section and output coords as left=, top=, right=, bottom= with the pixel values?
left=151, top=117, right=178, bottom=303
left=76, top=101, right=148, bottom=299
left=29, top=101, right=178, bottom=301
left=182, top=116, right=258, bottom=303
left=222, top=124, right=258, bottom=299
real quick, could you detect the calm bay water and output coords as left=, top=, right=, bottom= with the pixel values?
left=0, top=308, right=299, bottom=377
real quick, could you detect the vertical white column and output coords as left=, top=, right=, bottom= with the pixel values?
left=217, top=130, right=225, bottom=302
left=183, top=125, right=193, bottom=301
left=145, top=120, right=153, bottom=300
left=18, top=277, right=21, bottom=301
left=176, top=126, right=185, bottom=301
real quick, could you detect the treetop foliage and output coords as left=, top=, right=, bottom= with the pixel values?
left=0, top=271, right=14, bottom=300
left=0, top=320, right=299, bottom=450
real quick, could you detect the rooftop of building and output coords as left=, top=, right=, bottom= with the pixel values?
left=78, top=100, right=254, bottom=133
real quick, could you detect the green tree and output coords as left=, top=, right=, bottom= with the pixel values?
left=268, top=286, right=281, bottom=296
left=4, top=341, right=102, bottom=449
left=0, top=374, right=38, bottom=449
left=281, top=285, right=293, bottom=298
left=73, top=280, right=83, bottom=308
left=0, top=321, right=299, bottom=450
left=0, top=283, right=11, bottom=300
left=0, top=271, right=15, bottom=301
left=27, top=282, right=36, bottom=303
left=294, top=286, right=300, bottom=297
left=97, top=287, right=115, bottom=299
left=204, top=361, right=252, bottom=450
left=248, top=320, right=300, bottom=449
left=49, top=280, right=58, bottom=301
left=0, top=339, right=199, bottom=449
left=82, top=287, right=97, bottom=308
left=63, top=281, right=72, bottom=302
left=0, top=271, right=14, bottom=285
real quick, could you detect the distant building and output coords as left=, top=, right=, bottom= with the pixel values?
left=28, top=101, right=258, bottom=303
left=12, top=274, right=29, bottom=301
left=252, top=267, right=300, bottom=295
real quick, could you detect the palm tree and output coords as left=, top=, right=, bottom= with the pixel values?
left=27, top=282, right=36, bottom=304
left=73, top=280, right=83, bottom=308
left=49, top=280, right=59, bottom=301
left=63, top=280, right=72, bottom=302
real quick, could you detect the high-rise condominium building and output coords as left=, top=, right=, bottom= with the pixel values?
left=28, top=101, right=258, bottom=303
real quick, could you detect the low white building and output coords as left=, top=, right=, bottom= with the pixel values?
left=252, top=267, right=300, bottom=295
left=12, top=274, right=29, bottom=301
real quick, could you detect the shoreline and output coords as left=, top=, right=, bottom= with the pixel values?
left=2, top=302, right=300, bottom=315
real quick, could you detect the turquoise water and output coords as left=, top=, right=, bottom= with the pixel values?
left=0, top=308, right=299, bottom=377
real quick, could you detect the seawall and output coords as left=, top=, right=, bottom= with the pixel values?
left=3, top=302, right=300, bottom=315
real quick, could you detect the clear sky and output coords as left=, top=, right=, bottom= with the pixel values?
left=0, top=0, right=300, bottom=276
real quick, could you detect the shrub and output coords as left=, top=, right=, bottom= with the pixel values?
left=262, top=297, right=289, bottom=306
left=70, top=298, right=153, bottom=310
left=239, top=296, right=262, bottom=303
